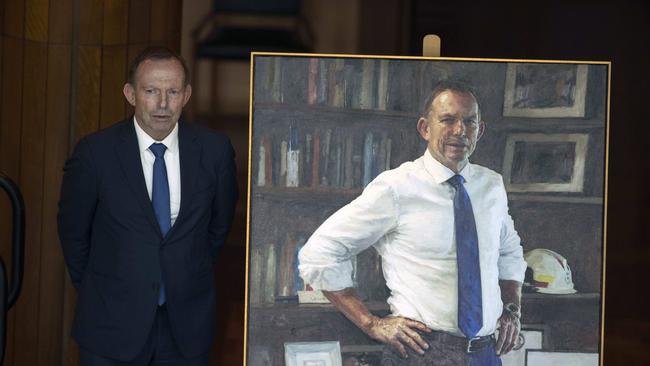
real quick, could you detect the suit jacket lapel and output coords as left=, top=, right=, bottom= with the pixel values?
left=165, top=121, right=200, bottom=240
left=115, top=120, right=162, bottom=237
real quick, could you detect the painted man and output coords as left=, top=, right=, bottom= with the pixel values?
left=299, top=81, right=526, bottom=366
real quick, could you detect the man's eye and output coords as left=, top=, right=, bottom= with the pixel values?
left=145, top=89, right=155, bottom=94
left=168, top=90, right=179, bottom=96
left=465, top=120, right=477, bottom=126
left=441, top=119, right=455, bottom=124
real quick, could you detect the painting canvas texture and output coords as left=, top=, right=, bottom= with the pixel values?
left=246, top=55, right=608, bottom=365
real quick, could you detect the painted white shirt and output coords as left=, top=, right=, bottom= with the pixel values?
left=298, top=149, right=526, bottom=337
left=133, top=118, right=181, bottom=226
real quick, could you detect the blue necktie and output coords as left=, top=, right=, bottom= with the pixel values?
left=448, top=174, right=483, bottom=338
left=150, top=143, right=170, bottom=305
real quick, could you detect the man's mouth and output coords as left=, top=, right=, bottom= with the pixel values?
left=446, top=141, right=467, bottom=149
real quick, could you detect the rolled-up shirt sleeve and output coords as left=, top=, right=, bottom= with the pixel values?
left=298, top=177, right=398, bottom=291
left=497, top=195, right=527, bottom=282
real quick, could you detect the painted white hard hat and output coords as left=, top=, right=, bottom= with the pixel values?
left=524, top=249, right=577, bottom=294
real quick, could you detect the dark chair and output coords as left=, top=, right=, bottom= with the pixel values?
left=193, top=0, right=313, bottom=60
left=190, top=0, right=314, bottom=116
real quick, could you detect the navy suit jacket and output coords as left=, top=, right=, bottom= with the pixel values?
left=58, top=118, right=238, bottom=361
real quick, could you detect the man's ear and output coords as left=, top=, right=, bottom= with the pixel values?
left=182, top=84, right=192, bottom=107
left=416, top=117, right=430, bottom=140
left=123, top=83, right=136, bottom=106
left=477, top=120, right=486, bottom=141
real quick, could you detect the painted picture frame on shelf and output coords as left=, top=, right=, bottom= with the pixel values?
left=284, top=341, right=342, bottom=366
left=502, top=133, right=589, bottom=193
left=503, top=63, right=589, bottom=118
left=526, top=350, right=599, bottom=366
left=501, top=329, right=544, bottom=366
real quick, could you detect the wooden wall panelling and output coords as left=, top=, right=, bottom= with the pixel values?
left=37, top=43, right=71, bottom=366
left=0, top=35, right=24, bottom=313
left=99, top=46, right=127, bottom=129
left=3, top=0, right=25, bottom=37
left=0, top=193, right=14, bottom=366
left=103, top=0, right=128, bottom=45
left=358, top=0, right=406, bottom=55
left=149, top=0, right=170, bottom=42
left=0, top=0, right=4, bottom=34
left=124, top=43, right=146, bottom=112
left=0, top=197, right=15, bottom=366
left=0, top=8, right=3, bottom=122
left=128, top=0, right=152, bottom=44
left=0, top=1, right=184, bottom=364
left=165, top=0, right=182, bottom=47
left=126, top=0, right=155, bottom=120
left=78, top=0, right=103, bottom=45
left=48, top=0, right=72, bottom=43
left=0, top=10, right=3, bottom=287
left=74, top=46, right=101, bottom=141
left=61, top=1, right=80, bottom=363
left=0, top=25, right=23, bottom=366
left=302, top=0, right=360, bottom=53
left=0, top=37, right=24, bottom=179
left=14, top=39, right=48, bottom=366
left=25, top=0, right=49, bottom=42
left=62, top=282, right=79, bottom=366
left=101, top=0, right=128, bottom=129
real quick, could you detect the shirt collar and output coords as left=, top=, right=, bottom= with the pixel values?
left=133, top=117, right=179, bottom=154
left=422, top=148, right=472, bottom=185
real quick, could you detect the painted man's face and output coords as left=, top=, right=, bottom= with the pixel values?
left=417, top=90, right=485, bottom=172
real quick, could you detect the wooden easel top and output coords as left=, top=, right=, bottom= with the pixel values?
left=422, top=35, right=441, bottom=57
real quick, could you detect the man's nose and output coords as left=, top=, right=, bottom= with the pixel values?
left=451, top=119, right=466, bottom=136
left=158, top=93, right=168, bottom=108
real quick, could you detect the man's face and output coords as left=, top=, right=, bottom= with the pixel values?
left=123, top=58, right=192, bottom=140
left=417, top=90, right=485, bottom=172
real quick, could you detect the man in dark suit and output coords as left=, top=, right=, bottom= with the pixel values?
left=58, top=46, right=238, bottom=366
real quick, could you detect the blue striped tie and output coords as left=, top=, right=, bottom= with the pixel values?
left=150, top=143, right=170, bottom=305
left=448, top=174, right=483, bottom=338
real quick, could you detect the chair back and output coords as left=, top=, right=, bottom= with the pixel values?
left=214, top=0, right=300, bottom=15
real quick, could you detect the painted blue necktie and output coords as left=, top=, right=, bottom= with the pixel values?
left=448, top=174, right=483, bottom=338
left=150, top=143, right=170, bottom=305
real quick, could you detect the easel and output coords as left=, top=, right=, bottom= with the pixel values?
left=422, top=34, right=441, bottom=57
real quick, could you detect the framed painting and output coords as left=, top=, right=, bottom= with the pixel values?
left=245, top=53, right=609, bottom=365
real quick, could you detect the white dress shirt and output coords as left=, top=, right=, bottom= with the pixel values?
left=298, top=149, right=526, bottom=337
left=133, top=118, right=181, bottom=226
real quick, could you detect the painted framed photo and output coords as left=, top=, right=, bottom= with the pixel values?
left=284, top=342, right=342, bottom=366
left=501, top=329, right=543, bottom=366
left=245, top=54, right=609, bottom=365
left=502, top=133, right=589, bottom=192
left=503, top=63, right=588, bottom=118
left=526, top=350, right=598, bottom=366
